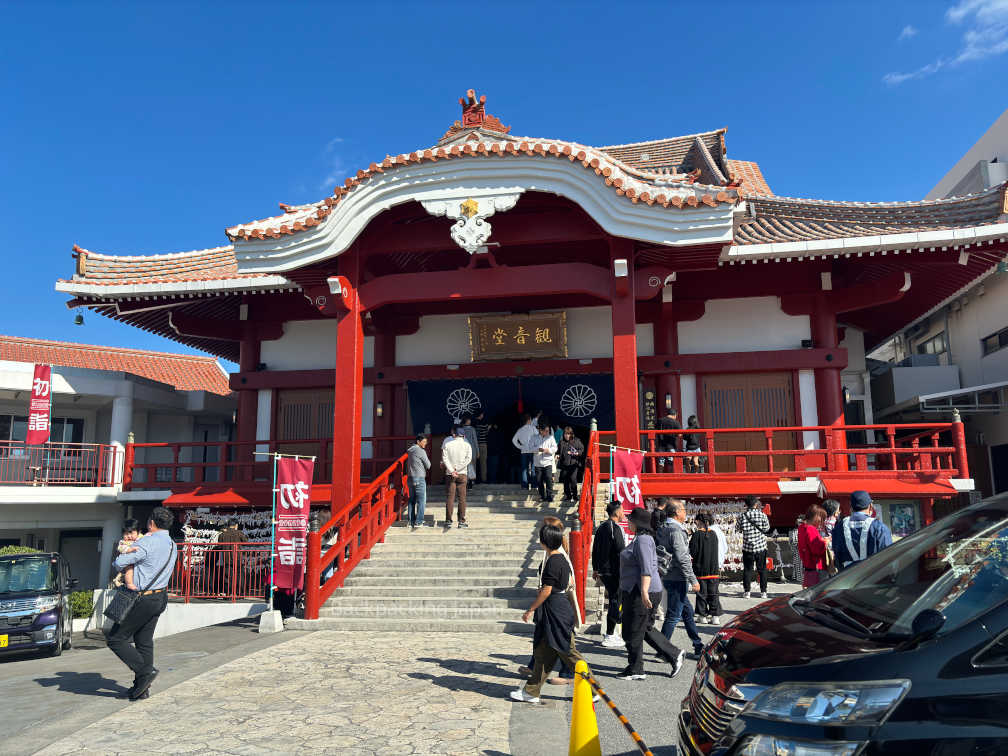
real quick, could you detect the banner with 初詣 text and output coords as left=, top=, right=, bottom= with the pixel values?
left=26, top=365, right=52, bottom=445
left=611, top=448, right=643, bottom=540
left=273, top=457, right=314, bottom=591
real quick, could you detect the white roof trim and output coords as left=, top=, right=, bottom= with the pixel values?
left=723, top=221, right=1008, bottom=262
left=55, top=275, right=298, bottom=299
left=919, top=379, right=1008, bottom=402
left=950, top=479, right=975, bottom=492
left=231, top=155, right=737, bottom=275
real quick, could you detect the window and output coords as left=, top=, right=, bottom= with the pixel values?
left=0, top=415, right=84, bottom=444
left=982, top=326, right=1008, bottom=356
left=917, top=331, right=947, bottom=355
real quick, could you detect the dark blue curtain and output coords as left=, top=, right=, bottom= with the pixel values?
left=405, top=374, right=614, bottom=435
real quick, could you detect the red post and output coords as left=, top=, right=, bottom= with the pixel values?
left=305, top=524, right=322, bottom=620
left=921, top=497, right=935, bottom=527
left=811, top=297, right=847, bottom=470
left=610, top=238, right=640, bottom=450
left=123, top=443, right=135, bottom=489
left=236, top=327, right=260, bottom=482
left=952, top=418, right=969, bottom=478
left=331, top=272, right=364, bottom=518
left=230, top=544, right=239, bottom=602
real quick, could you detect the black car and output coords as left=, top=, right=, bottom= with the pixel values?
left=680, top=495, right=1008, bottom=755
left=0, top=552, right=77, bottom=657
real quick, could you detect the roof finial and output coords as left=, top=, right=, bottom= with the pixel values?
left=460, top=89, right=487, bottom=128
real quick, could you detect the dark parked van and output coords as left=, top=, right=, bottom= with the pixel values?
left=680, top=495, right=1008, bottom=755
left=0, top=552, right=77, bottom=657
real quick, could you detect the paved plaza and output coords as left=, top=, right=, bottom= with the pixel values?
left=2, top=583, right=799, bottom=755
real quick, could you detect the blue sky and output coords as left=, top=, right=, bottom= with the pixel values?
left=3, top=1, right=1007, bottom=367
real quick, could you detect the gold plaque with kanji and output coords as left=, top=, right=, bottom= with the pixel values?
left=468, top=312, right=568, bottom=362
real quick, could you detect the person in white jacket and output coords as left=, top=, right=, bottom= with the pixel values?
left=511, top=414, right=539, bottom=491
left=442, top=426, right=473, bottom=528
left=532, top=425, right=558, bottom=502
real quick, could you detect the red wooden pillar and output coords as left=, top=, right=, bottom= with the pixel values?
left=611, top=238, right=640, bottom=449
left=811, top=297, right=843, bottom=427
left=654, top=311, right=679, bottom=418
left=372, top=332, right=396, bottom=465
left=236, top=327, right=260, bottom=480
left=331, top=273, right=364, bottom=517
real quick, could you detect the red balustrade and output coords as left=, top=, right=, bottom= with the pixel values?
left=124, top=436, right=414, bottom=489
left=167, top=541, right=272, bottom=602
left=569, top=430, right=600, bottom=622
left=303, top=452, right=408, bottom=620
left=0, top=442, right=122, bottom=486
left=610, top=422, right=968, bottom=479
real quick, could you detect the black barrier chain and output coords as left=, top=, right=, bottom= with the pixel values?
left=577, top=670, right=655, bottom=756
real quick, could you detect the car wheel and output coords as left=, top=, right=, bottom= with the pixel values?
left=50, top=623, right=63, bottom=657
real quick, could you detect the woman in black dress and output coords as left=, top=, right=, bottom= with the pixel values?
left=511, top=521, right=590, bottom=703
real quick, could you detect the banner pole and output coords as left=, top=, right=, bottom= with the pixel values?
left=269, top=452, right=278, bottom=612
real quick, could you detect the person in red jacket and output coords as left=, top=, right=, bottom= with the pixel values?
left=797, top=504, right=828, bottom=588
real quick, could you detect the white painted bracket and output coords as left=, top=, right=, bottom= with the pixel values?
left=421, top=191, right=523, bottom=254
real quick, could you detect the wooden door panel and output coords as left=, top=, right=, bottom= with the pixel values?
left=702, top=373, right=796, bottom=473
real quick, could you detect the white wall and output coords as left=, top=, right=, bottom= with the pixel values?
left=260, top=320, right=375, bottom=370
left=678, top=297, right=811, bottom=354
left=679, top=374, right=697, bottom=421
left=927, top=108, right=1008, bottom=200
left=255, top=389, right=272, bottom=452
left=798, top=369, right=820, bottom=449
left=946, top=272, right=1008, bottom=388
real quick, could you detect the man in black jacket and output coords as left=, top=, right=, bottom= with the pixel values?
left=657, top=409, right=681, bottom=472
left=592, top=501, right=626, bottom=647
left=557, top=427, right=584, bottom=503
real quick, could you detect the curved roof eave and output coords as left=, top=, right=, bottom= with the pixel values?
left=230, top=153, right=739, bottom=275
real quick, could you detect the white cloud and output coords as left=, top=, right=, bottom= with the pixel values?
left=319, top=137, right=347, bottom=193
left=898, top=24, right=919, bottom=40
left=884, top=0, right=1008, bottom=84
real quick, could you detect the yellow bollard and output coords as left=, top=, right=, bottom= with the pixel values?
left=569, top=660, right=602, bottom=756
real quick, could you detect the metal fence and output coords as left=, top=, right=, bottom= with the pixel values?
left=168, top=542, right=272, bottom=602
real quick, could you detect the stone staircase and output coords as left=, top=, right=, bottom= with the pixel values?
left=288, top=485, right=576, bottom=633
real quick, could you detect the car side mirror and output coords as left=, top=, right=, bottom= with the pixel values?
left=69, top=578, right=80, bottom=589
left=911, top=608, right=945, bottom=641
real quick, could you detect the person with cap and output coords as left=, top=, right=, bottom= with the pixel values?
left=833, top=490, right=893, bottom=570
left=618, top=507, right=685, bottom=680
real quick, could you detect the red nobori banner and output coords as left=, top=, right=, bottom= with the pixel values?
left=611, top=449, right=643, bottom=540
left=273, top=457, right=315, bottom=591
left=26, top=365, right=52, bottom=445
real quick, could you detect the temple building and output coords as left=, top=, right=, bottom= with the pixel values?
left=57, top=91, right=1004, bottom=537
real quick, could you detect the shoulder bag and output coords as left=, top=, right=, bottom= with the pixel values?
left=104, top=542, right=177, bottom=624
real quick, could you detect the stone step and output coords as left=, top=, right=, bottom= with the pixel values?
left=349, top=563, right=538, bottom=577
left=286, top=617, right=534, bottom=634
left=331, top=585, right=536, bottom=598
left=383, top=531, right=540, bottom=543
left=322, top=595, right=529, bottom=610
left=344, top=574, right=537, bottom=587
left=372, top=542, right=538, bottom=554
left=317, top=604, right=524, bottom=620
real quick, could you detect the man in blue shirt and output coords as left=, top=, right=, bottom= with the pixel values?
left=108, top=506, right=178, bottom=700
left=833, top=491, right=893, bottom=570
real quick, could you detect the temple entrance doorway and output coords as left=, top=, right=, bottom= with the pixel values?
left=701, top=372, right=797, bottom=473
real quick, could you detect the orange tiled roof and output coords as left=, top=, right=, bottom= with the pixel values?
left=0, top=335, right=231, bottom=395
left=726, top=159, right=773, bottom=196
left=224, top=138, right=740, bottom=241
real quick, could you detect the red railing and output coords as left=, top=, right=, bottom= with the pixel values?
left=123, top=436, right=415, bottom=490
left=624, top=422, right=968, bottom=478
left=0, top=441, right=123, bottom=486
left=168, top=541, right=272, bottom=602
left=569, top=430, right=600, bottom=623
left=303, top=452, right=409, bottom=619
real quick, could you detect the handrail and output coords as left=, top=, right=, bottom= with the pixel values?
left=569, top=430, right=599, bottom=623
left=303, top=451, right=409, bottom=619
left=167, top=541, right=272, bottom=602
left=604, top=421, right=969, bottom=478
left=123, top=436, right=415, bottom=489
left=0, top=441, right=122, bottom=486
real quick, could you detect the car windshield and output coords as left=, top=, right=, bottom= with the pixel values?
left=799, top=500, right=1008, bottom=637
left=0, top=556, right=57, bottom=595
